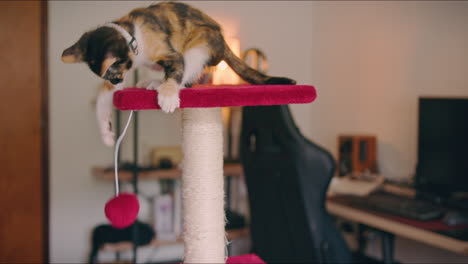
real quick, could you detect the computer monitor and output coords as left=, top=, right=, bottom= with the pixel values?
left=415, top=97, right=468, bottom=197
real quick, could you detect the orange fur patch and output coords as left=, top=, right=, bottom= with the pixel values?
left=103, top=81, right=114, bottom=91
left=101, top=57, right=117, bottom=76
left=61, top=54, right=80, bottom=63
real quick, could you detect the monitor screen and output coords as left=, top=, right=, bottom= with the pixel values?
left=416, top=98, right=468, bottom=196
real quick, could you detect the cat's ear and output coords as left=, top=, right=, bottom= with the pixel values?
left=61, top=32, right=90, bottom=63
left=61, top=42, right=83, bottom=63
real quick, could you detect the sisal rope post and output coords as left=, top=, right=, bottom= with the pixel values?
left=181, top=107, right=226, bottom=263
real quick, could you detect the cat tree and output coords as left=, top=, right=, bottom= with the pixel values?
left=113, top=84, right=316, bottom=263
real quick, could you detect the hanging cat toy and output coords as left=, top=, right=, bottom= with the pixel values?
left=104, top=111, right=139, bottom=229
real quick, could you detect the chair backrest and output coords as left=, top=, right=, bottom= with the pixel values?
left=240, top=105, right=351, bottom=263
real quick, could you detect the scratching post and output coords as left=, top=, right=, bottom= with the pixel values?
left=182, top=108, right=225, bottom=263
left=113, top=84, right=317, bottom=263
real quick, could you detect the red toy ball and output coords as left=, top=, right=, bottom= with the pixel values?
left=105, top=193, right=140, bottom=229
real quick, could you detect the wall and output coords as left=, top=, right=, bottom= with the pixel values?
left=49, top=1, right=468, bottom=263
left=308, top=1, right=468, bottom=180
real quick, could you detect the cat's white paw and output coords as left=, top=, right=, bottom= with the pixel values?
left=158, top=94, right=180, bottom=113
left=157, top=80, right=180, bottom=113
left=101, top=128, right=115, bottom=147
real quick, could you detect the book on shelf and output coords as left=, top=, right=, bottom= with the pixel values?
left=152, top=179, right=183, bottom=241
left=173, top=179, right=183, bottom=237
left=153, top=193, right=175, bottom=241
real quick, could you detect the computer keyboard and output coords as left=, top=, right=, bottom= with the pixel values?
left=336, top=191, right=445, bottom=221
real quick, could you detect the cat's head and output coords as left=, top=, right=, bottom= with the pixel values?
left=61, top=26, right=133, bottom=85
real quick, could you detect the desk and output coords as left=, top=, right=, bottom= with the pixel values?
left=326, top=189, right=468, bottom=263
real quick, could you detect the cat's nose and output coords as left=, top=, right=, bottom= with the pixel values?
left=109, top=78, right=123, bottom=85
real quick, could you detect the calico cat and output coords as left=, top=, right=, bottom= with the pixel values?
left=62, top=1, right=295, bottom=112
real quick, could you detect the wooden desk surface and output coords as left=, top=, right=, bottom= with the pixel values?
left=326, top=199, right=468, bottom=255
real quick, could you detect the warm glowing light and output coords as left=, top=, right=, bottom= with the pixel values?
left=217, top=61, right=228, bottom=70
left=212, top=37, right=240, bottom=85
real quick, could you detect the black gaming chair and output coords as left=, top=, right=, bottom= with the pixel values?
left=240, top=105, right=352, bottom=263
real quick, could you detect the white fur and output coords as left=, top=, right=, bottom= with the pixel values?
left=156, top=80, right=180, bottom=113
left=181, top=47, right=209, bottom=86
left=156, top=47, right=209, bottom=113
left=96, top=88, right=115, bottom=146
left=132, top=24, right=153, bottom=68
left=158, top=91, right=180, bottom=113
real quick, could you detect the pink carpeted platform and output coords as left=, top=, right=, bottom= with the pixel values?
left=227, top=254, right=266, bottom=264
left=177, top=254, right=266, bottom=264
left=113, top=84, right=316, bottom=110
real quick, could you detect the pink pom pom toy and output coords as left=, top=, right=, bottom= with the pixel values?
left=105, top=193, right=139, bottom=229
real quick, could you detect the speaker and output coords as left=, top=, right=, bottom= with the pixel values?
left=338, top=135, right=377, bottom=176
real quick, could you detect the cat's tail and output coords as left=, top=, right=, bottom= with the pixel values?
left=223, top=42, right=296, bottom=85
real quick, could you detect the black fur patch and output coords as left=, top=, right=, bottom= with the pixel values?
left=130, top=9, right=172, bottom=36
left=171, top=2, right=189, bottom=28
left=205, top=31, right=225, bottom=65
left=265, top=77, right=296, bottom=85
left=84, top=27, right=129, bottom=77
left=169, top=2, right=220, bottom=31
left=157, top=57, right=184, bottom=83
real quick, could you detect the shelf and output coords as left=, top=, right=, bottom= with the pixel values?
left=99, top=227, right=250, bottom=253
left=92, top=163, right=243, bottom=181
left=226, top=227, right=250, bottom=241
left=100, top=237, right=183, bottom=253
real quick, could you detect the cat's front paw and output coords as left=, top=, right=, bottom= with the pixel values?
left=101, top=127, right=115, bottom=147
left=157, top=80, right=180, bottom=113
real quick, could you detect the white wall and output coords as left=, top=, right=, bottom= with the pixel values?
left=308, top=1, right=468, bottom=180
left=49, top=1, right=468, bottom=263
